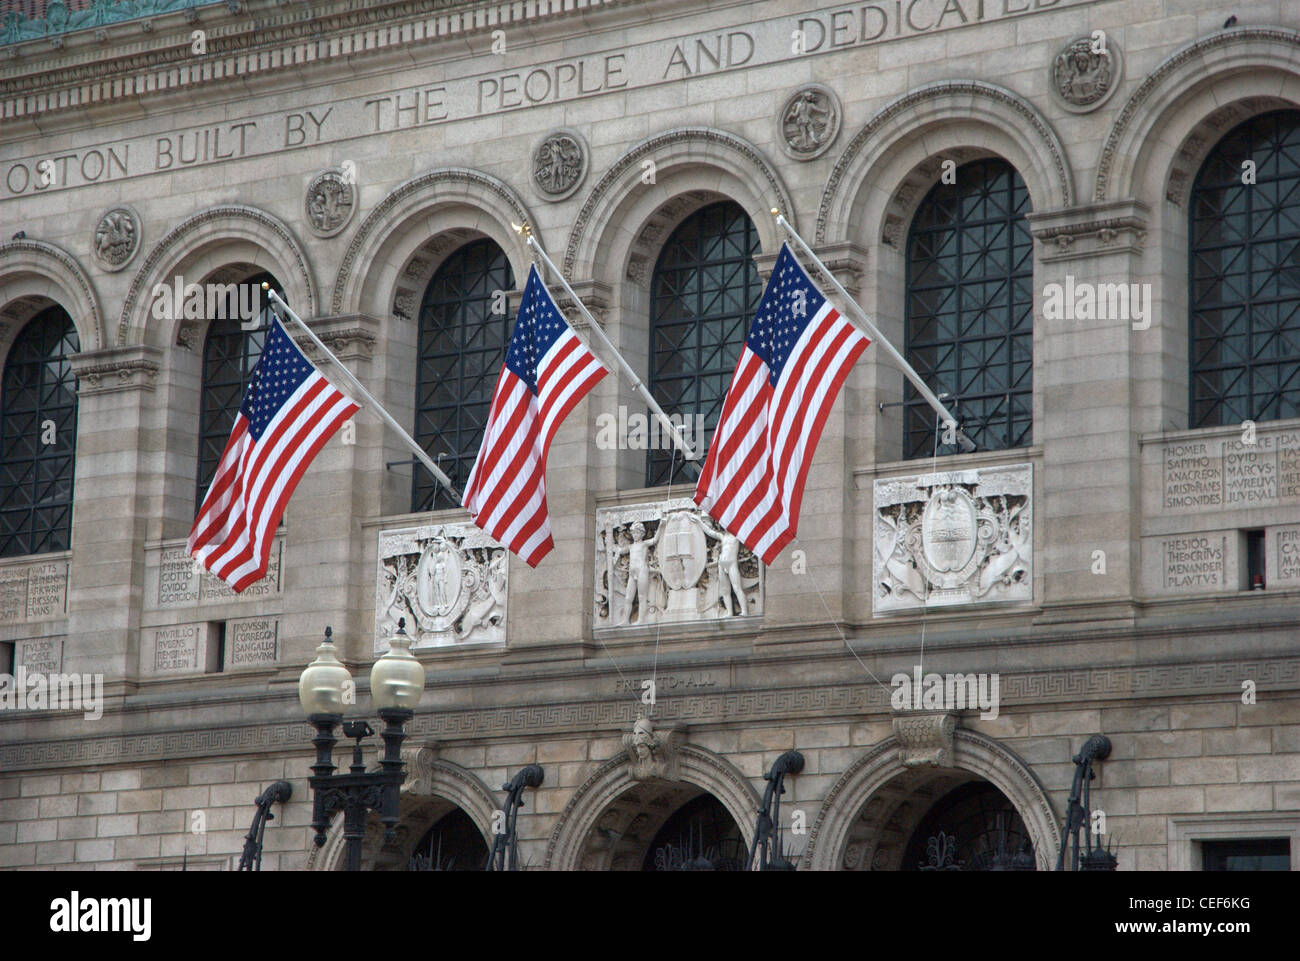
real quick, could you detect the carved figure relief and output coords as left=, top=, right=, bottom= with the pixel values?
left=375, top=524, right=507, bottom=650
left=532, top=129, right=587, bottom=200
left=622, top=713, right=683, bottom=781
left=91, top=208, right=140, bottom=271
left=305, top=170, right=357, bottom=237
left=594, top=499, right=762, bottom=629
left=873, top=464, right=1032, bottom=614
left=779, top=84, right=841, bottom=160
left=1051, top=36, right=1122, bottom=113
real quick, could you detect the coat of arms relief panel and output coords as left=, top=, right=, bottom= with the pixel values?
left=873, top=464, right=1033, bottom=614
left=594, top=499, right=763, bottom=629
left=375, top=523, right=507, bottom=651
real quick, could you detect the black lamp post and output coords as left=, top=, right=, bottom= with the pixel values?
left=1057, top=734, right=1118, bottom=871
left=299, top=620, right=425, bottom=872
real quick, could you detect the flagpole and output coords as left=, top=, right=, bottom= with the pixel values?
left=261, top=285, right=463, bottom=501
left=771, top=210, right=977, bottom=453
left=514, top=224, right=699, bottom=463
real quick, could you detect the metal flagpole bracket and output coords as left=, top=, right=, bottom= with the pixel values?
left=769, top=212, right=977, bottom=454
left=261, top=284, right=463, bottom=501
left=515, top=230, right=700, bottom=463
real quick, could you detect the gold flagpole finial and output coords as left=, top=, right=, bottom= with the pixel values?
left=512, top=221, right=533, bottom=239
left=261, top=281, right=270, bottom=291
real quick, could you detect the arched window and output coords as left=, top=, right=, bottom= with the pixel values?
left=1190, top=109, right=1300, bottom=427
left=196, top=272, right=282, bottom=509
left=904, top=159, right=1033, bottom=459
left=1, top=305, right=79, bottom=557
left=648, top=201, right=762, bottom=487
left=412, top=238, right=515, bottom=512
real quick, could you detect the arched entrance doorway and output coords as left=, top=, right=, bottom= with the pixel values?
left=545, top=743, right=760, bottom=870
left=805, top=728, right=1060, bottom=871
left=408, top=807, right=491, bottom=871
left=901, top=780, right=1035, bottom=871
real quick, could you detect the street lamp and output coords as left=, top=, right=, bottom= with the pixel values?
left=299, top=619, right=425, bottom=871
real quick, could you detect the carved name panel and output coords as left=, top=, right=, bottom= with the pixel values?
left=0, top=559, right=69, bottom=625
left=147, top=540, right=283, bottom=610
left=1272, top=526, right=1300, bottom=588
left=873, top=464, right=1033, bottom=614
left=17, top=637, right=62, bottom=674
left=227, top=617, right=279, bottom=668
left=1157, top=429, right=1300, bottom=513
left=594, top=498, right=763, bottom=630
left=144, top=624, right=209, bottom=676
left=1161, top=535, right=1229, bottom=592
left=375, top=523, right=507, bottom=652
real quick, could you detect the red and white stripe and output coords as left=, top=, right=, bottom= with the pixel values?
left=694, top=300, right=869, bottom=564
left=187, top=374, right=358, bottom=591
left=462, top=328, right=606, bottom=567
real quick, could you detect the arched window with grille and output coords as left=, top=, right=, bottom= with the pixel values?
left=1190, top=109, right=1300, bottom=427
left=1, top=305, right=79, bottom=557
left=196, top=273, right=282, bottom=510
left=412, top=238, right=515, bottom=512
left=904, top=158, right=1034, bottom=459
left=648, top=201, right=762, bottom=487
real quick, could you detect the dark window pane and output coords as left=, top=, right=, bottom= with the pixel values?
left=1202, top=838, right=1290, bottom=871
left=412, top=239, right=515, bottom=512
left=647, top=201, right=761, bottom=486
left=1191, top=110, right=1300, bottom=427
left=904, top=159, right=1034, bottom=458
left=0, top=305, right=79, bottom=558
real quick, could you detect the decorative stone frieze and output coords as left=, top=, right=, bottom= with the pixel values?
left=873, top=464, right=1033, bottom=614
left=594, top=498, right=763, bottom=630
left=1026, top=200, right=1149, bottom=262
left=375, top=523, right=507, bottom=651
left=70, top=345, right=161, bottom=395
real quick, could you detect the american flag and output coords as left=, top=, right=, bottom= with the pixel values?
left=694, top=243, right=870, bottom=564
left=188, top=318, right=359, bottom=591
left=463, top=264, right=608, bottom=567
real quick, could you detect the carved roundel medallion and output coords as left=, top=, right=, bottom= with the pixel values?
left=90, top=206, right=141, bottom=272
left=531, top=128, right=588, bottom=201
left=305, top=169, right=357, bottom=238
left=778, top=83, right=842, bottom=161
left=1050, top=35, right=1123, bottom=113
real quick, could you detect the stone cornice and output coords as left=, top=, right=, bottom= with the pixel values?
left=69, top=343, right=162, bottom=394
left=3, top=651, right=1297, bottom=770
left=1, top=0, right=633, bottom=122
left=1025, top=199, right=1150, bottom=262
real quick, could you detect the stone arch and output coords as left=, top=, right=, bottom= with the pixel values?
left=330, top=167, right=538, bottom=319
left=817, top=81, right=1073, bottom=248
left=1093, top=27, right=1300, bottom=205
left=306, top=752, right=498, bottom=871
left=544, top=742, right=761, bottom=871
left=804, top=729, right=1060, bottom=871
left=118, top=205, right=316, bottom=348
left=563, top=127, right=795, bottom=283
left=0, top=239, right=103, bottom=356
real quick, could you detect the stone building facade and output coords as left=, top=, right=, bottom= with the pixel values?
left=1, top=0, right=1298, bottom=871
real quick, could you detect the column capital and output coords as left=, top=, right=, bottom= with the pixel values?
left=1026, top=199, right=1151, bottom=262
left=70, top=344, right=162, bottom=396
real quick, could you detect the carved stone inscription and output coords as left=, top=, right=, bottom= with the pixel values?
left=376, top=523, right=507, bottom=651
left=17, top=638, right=62, bottom=674
left=227, top=618, right=279, bottom=667
left=594, top=498, right=763, bottom=629
left=149, top=625, right=203, bottom=674
left=150, top=540, right=282, bottom=609
left=1162, top=536, right=1227, bottom=591
left=873, top=464, right=1032, bottom=614
left=1271, top=526, right=1300, bottom=587
left=1161, top=430, right=1300, bottom=512
left=0, top=560, right=69, bottom=624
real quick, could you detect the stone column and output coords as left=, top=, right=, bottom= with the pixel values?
left=65, top=345, right=163, bottom=684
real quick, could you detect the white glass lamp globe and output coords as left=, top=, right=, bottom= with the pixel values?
left=298, top=627, right=353, bottom=717
left=370, top=618, right=425, bottom=711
